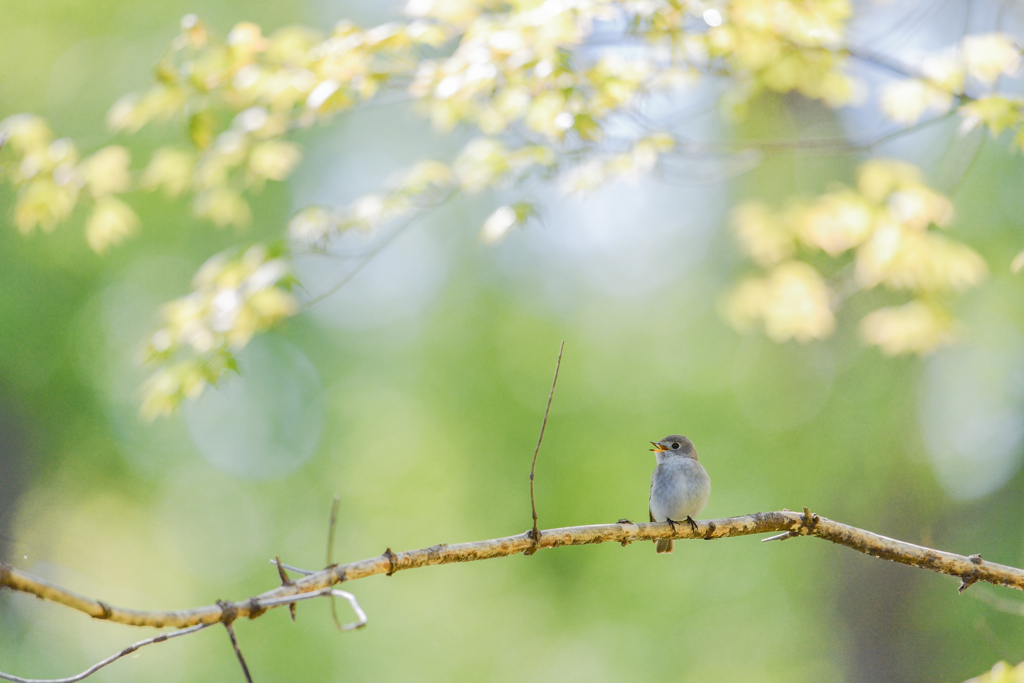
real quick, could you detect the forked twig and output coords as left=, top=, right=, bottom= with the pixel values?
left=527, top=341, right=564, bottom=553
left=254, top=587, right=367, bottom=629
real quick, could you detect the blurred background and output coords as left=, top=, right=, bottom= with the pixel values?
left=2, top=1, right=1024, bottom=682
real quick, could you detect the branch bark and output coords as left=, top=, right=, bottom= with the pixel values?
left=2, top=509, right=1022, bottom=633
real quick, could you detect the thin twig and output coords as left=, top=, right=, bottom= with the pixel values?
left=327, top=494, right=341, bottom=566
left=664, top=109, right=956, bottom=158
left=326, top=494, right=343, bottom=631
left=300, top=192, right=456, bottom=310
left=271, top=560, right=314, bottom=576
left=330, top=590, right=368, bottom=631
left=300, top=222, right=411, bottom=309
left=0, top=623, right=211, bottom=683
left=223, top=623, right=253, bottom=683
left=972, top=587, right=1024, bottom=616
left=526, top=340, right=565, bottom=553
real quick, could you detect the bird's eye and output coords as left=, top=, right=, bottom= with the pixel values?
left=671, top=442, right=680, bottom=449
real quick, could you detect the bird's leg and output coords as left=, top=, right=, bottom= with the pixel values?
left=685, top=516, right=698, bottom=533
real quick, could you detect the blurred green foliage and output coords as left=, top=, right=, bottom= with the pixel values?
left=2, top=2, right=1024, bottom=683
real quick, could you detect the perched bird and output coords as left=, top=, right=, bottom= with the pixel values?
left=648, top=435, right=711, bottom=554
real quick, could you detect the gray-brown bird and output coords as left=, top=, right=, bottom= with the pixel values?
left=648, top=435, right=711, bottom=554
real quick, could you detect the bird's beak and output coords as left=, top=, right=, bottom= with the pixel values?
left=649, top=441, right=665, bottom=452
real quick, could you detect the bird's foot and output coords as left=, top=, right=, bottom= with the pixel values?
left=666, top=518, right=679, bottom=532
left=685, top=516, right=698, bottom=533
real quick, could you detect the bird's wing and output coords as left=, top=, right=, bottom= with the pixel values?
left=649, top=508, right=655, bottom=523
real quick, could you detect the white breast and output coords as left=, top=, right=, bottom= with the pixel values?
left=649, top=458, right=711, bottom=522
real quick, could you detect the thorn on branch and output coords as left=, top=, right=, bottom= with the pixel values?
left=217, top=599, right=239, bottom=625
left=246, top=597, right=267, bottom=620
left=274, top=556, right=290, bottom=585
left=272, top=556, right=296, bottom=621
left=802, top=507, right=820, bottom=533
left=383, top=548, right=398, bottom=576
left=526, top=340, right=564, bottom=556
left=763, top=508, right=818, bottom=542
left=616, top=519, right=635, bottom=546
left=959, top=554, right=984, bottom=594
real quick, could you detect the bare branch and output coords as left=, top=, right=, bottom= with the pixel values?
left=527, top=340, right=564, bottom=552
left=5, top=508, right=1024, bottom=642
left=0, top=623, right=211, bottom=683
left=2, top=509, right=1024, bottom=659
left=7, top=510, right=1024, bottom=683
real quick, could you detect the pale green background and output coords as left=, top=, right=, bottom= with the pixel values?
left=2, top=2, right=1024, bottom=682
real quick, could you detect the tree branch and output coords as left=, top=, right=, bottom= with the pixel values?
left=3, top=508, right=1023, bottom=635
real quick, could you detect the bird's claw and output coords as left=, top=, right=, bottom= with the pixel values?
left=685, top=516, right=698, bottom=533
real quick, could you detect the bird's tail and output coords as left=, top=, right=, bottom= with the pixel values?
left=656, top=539, right=673, bottom=554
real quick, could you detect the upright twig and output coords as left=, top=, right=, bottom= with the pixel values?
left=326, top=494, right=343, bottom=631
left=326, top=494, right=341, bottom=566
left=526, top=341, right=564, bottom=553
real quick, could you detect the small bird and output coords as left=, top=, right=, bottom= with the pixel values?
left=648, top=435, right=711, bottom=554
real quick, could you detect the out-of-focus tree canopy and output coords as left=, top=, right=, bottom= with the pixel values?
left=2, top=0, right=1019, bottom=415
